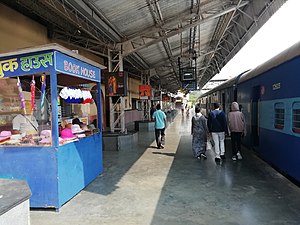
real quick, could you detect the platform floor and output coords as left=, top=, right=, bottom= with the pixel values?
left=31, top=113, right=300, bottom=225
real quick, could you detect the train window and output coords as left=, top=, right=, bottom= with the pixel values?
left=274, top=103, right=284, bottom=130
left=292, top=102, right=300, bottom=134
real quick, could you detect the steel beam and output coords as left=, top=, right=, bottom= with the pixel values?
left=119, top=1, right=249, bottom=56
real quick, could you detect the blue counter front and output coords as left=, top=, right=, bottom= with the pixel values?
left=57, top=133, right=102, bottom=207
left=0, top=133, right=102, bottom=208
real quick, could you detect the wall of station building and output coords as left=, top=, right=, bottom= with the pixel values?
left=127, top=78, right=141, bottom=109
left=0, top=3, right=145, bottom=129
left=0, top=4, right=48, bottom=52
left=0, top=3, right=105, bottom=127
left=0, top=3, right=105, bottom=65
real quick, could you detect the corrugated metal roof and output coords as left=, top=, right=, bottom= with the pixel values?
left=1, top=0, right=288, bottom=92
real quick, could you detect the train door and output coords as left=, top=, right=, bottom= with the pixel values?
left=208, top=96, right=212, bottom=112
left=205, top=98, right=208, bottom=116
left=221, top=92, right=226, bottom=114
left=251, top=85, right=260, bottom=149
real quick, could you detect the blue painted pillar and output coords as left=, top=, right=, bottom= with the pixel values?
left=49, top=69, right=59, bottom=148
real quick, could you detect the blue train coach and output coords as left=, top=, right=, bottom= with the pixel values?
left=199, top=41, right=300, bottom=183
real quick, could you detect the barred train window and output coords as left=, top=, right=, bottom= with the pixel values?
left=274, top=102, right=284, bottom=129
left=292, top=102, right=300, bottom=134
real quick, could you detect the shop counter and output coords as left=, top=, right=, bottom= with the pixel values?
left=0, top=44, right=103, bottom=209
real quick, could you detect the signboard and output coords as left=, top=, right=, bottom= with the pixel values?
left=55, top=51, right=100, bottom=82
left=182, top=81, right=197, bottom=91
left=0, top=50, right=101, bottom=83
left=139, top=85, right=151, bottom=99
left=180, top=67, right=196, bottom=81
left=103, top=71, right=128, bottom=96
left=0, top=51, right=54, bottom=78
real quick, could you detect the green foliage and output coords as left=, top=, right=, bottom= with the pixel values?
left=188, top=91, right=201, bottom=105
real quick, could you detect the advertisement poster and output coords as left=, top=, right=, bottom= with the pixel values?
left=104, top=71, right=128, bottom=96
left=139, top=85, right=151, bottom=99
left=153, top=90, right=162, bottom=101
left=162, top=94, right=170, bottom=101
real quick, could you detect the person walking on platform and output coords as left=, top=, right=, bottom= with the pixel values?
left=150, top=104, right=156, bottom=121
left=228, top=102, right=246, bottom=161
left=186, top=105, right=190, bottom=117
left=191, top=106, right=209, bottom=159
left=181, top=103, right=185, bottom=116
left=207, top=103, right=227, bottom=163
left=152, top=104, right=167, bottom=149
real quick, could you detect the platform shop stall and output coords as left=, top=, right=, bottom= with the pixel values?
left=0, top=44, right=103, bottom=209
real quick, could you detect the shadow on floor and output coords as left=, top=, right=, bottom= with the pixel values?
left=83, top=115, right=179, bottom=196
left=152, top=152, right=176, bottom=157
left=83, top=128, right=163, bottom=196
left=149, top=136, right=300, bottom=225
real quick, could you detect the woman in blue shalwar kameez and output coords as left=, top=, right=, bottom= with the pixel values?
left=191, top=106, right=209, bottom=159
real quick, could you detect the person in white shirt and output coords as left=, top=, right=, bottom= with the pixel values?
left=12, top=114, right=39, bottom=136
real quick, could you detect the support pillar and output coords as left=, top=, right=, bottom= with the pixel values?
left=108, top=50, right=126, bottom=133
left=141, top=72, right=151, bottom=121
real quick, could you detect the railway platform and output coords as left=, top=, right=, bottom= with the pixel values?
left=30, top=112, right=300, bottom=225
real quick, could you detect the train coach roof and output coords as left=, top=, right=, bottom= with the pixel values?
left=200, top=77, right=236, bottom=97
left=200, top=40, right=300, bottom=98
left=199, top=69, right=250, bottom=97
left=239, top=40, right=300, bottom=83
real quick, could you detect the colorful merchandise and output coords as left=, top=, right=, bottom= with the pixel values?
left=82, top=90, right=93, bottom=104
left=60, top=128, right=76, bottom=139
left=30, top=75, right=36, bottom=114
left=59, top=87, right=83, bottom=103
left=59, top=87, right=92, bottom=104
left=0, top=131, right=12, bottom=143
left=39, top=130, right=51, bottom=144
left=71, top=124, right=85, bottom=134
left=40, top=75, right=46, bottom=109
left=17, top=77, right=26, bottom=114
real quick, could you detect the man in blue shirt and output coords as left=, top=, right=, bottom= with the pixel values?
left=207, top=103, right=228, bottom=163
left=152, top=104, right=167, bottom=149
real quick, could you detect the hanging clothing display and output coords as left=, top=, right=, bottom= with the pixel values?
left=59, top=87, right=83, bottom=103
left=82, top=90, right=93, bottom=104
left=59, top=87, right=92, bottom=104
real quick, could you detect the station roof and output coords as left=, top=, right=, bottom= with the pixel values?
left=2, top=0, right=287, bottom=93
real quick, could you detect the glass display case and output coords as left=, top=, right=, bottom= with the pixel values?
left=0, top=76, right=52, bottom=146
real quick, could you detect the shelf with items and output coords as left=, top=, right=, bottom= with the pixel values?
left=0, top=111, right=22, bottom=116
